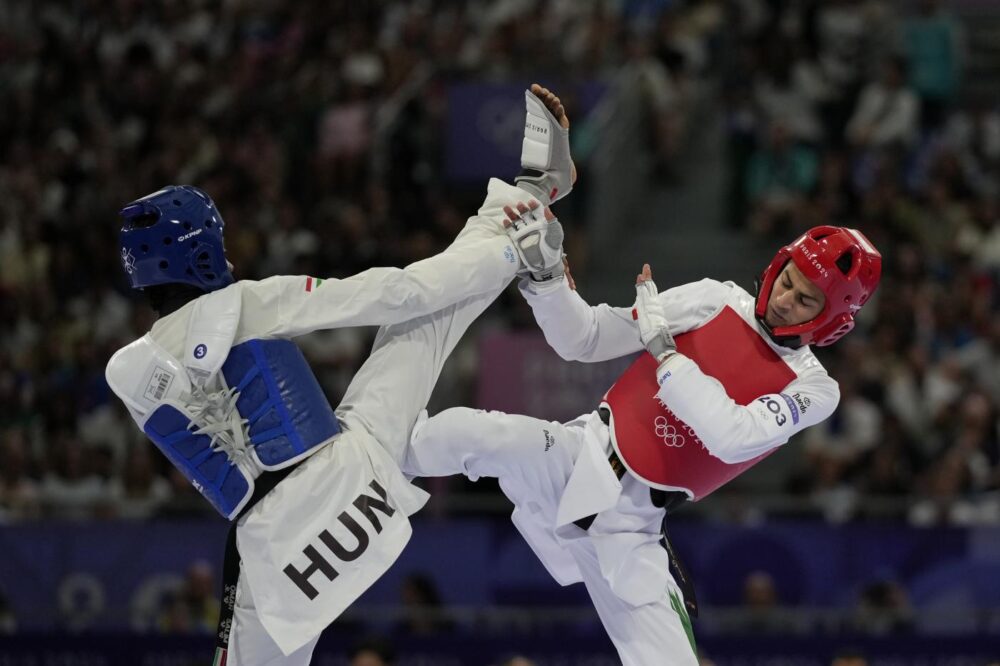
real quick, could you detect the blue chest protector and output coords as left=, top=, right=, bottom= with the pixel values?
left=142, top=339, right=341, bottom=519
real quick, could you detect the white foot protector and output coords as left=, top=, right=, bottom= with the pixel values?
left=516, top=89, right=573, bottom=206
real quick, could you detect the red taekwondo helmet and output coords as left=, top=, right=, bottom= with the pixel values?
left=755, top=225, right=882, bottom=348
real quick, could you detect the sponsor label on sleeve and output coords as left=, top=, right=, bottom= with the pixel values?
left=779, top=393, right=800, bottom=425
left=756, top=394, right=797, bottom=427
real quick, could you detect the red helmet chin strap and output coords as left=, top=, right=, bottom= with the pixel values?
left=755, top=226, right=882, bottom=348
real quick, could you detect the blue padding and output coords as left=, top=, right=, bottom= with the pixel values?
left=249, top=425, right=287, bottom=445
left=235, top=365, right=260, bottom=392
left=248, top=407, right=282, bottom=436
left=222, top=339, right=340, bottom=468
left=187, top=446, right=217, bottom=470
left=144, top=404, right=251, bottom=519
left=197, top=450, right=225, bottom=479
left=246, top=398, right=273, bottom=423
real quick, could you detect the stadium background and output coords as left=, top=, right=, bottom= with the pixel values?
left=1, top=0, right=999, bottom=664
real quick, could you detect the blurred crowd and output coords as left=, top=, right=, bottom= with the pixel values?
left=0, top=0, right=723, bottom=522
left=721, top=0, right=1000, bottom=524
left=0, top=0, right=998, bottom=527
left=0, top=0, right=652, bottom=522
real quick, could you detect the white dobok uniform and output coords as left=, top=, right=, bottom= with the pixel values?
left=107, top=180, right=527, bottom=663
left=404, top=276, right=841, bottom=665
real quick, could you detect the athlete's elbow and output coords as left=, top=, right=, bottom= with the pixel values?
left=702, top=439, right=747, bottom=464
left=698, top=421, right=767, bottom=464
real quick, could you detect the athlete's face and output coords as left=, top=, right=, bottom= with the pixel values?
left=765, top=262, right=825, bottom=327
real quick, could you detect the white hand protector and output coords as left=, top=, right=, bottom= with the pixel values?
left=633, top=279, right=676, bottom=364
left=506, top=205, right=565, bottom=283
left=516, top=90, right=573, bottom=206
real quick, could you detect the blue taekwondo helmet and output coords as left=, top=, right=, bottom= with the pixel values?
left=118, top=185, right=234, bottom=291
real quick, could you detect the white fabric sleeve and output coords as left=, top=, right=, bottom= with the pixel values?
left=654, top=354, right=840, bottom=463
left=519, top=277, right=728, bottom=363
left=519, top=278, right=642, bottom=362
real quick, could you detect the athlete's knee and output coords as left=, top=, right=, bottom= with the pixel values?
left=410, top=407, right=528, bottom=471
left=405, top=408, right=482, bottom=476
left=416, top=407, right=502, bottom=450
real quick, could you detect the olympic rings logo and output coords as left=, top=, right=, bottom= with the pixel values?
left=654, top=416, right=686, bottom=448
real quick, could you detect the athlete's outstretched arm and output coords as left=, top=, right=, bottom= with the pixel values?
left=519, top=272, right=728, bottom=364
left=520, top=279, right=642, bottom=362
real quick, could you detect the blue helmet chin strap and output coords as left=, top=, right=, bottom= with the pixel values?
left=118, top=185, right=234, bottom=292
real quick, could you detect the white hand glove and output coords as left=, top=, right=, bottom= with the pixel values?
left=506, top=205, right=565, bottom=283
left=633, top=274, right=676, bottom=364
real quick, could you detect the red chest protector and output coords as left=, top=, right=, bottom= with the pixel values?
left=602, top=306, right=796, bottom=500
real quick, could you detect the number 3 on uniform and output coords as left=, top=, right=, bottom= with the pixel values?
left=757, top=396, right=787, bottom=426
